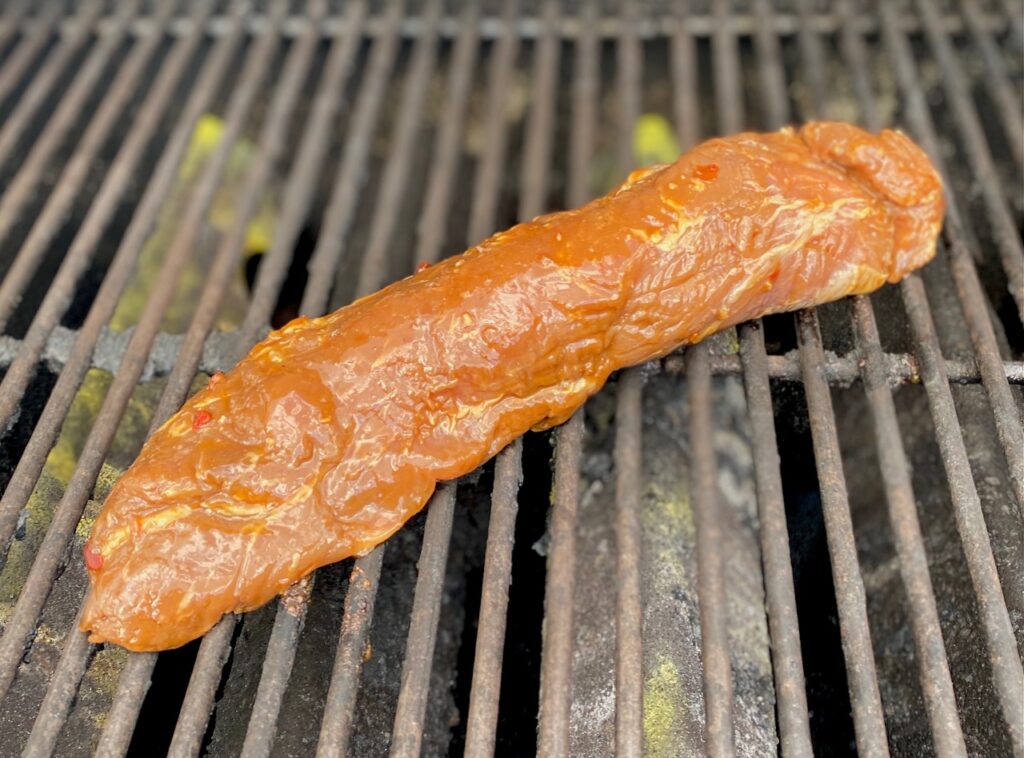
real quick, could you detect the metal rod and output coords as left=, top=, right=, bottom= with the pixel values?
left=195, top=0, right=368, bottom=741
left=239, top=578, right=314, bottom=758
left=464, top=3, right=558, bottom=751
left=412, top=2, right=479, bottom=268
left=613, top=367, right=645, bottom=758
left=0, top=1, right=140, bottom=318
left=835, top=4, right=1022, bottom=753
left=466, top=2, right=520, bottom=248
left=0, top=0, right=101, bottom=177
left=900, top=276, right=1024, bottom=757
left=877, top=0, right=1024, bottom=517
left=915, top=0, right=1024, bottom=321
left=88, top=2, right=299, bottom=744
left=752, top=3, right=890, bottom=753
left=668, top=351, right=1024, bottom=386
left=314, top=551, right=384, bottom=758
left=999, top=0, right=1024, bottom=53
left=960, top=0, right=1024, bottom=173
left=91, top=4, right=320, bottom=752
left=166, top=618, right=236, bottom=758
left=241, top=2, right=426, bottom=751
left=795, top=3, right=965, bottom=747
left=21, top=605, right=94, bottom=758
left=719, top=4, right=813, bottom=753
left=537, top=413, right=584, bottom=757
left=854, top=295, right=969, bottom=757
left=689, top=344, right=736, bottom=758
left=17, top=11, right=218, bottom=757
left=516, top=0, right=560, bottom=225
left=296, top=0, right=403, bottom=318
left=0, top=1, right=199, bottom=432
left=0, top=2, right=61, bottom=108
left=737, top=322, right=814, bottom=757
left=237, top=0, right=369, bottom=340
left=32, top=10, right=1021, bottom=43
left=795, top=311, right=891, bottom=758
left=354, top=0, right=442, bottom=297
left=317, top=2, right=460, bottom=752
left=0, top=3, right=239, bottom=560
left=462, top=441, right=524, bottom=757
left=390, top=3, right=521, bottom=750
left=537, top=3, right=596, bottom=750
left=94, top=651, right=159, bottom=756
left=386, top=484, right=457, bottom=758
left=0, top=0, right=276, bottom=708
left=613, top=6, right=644, bottom=756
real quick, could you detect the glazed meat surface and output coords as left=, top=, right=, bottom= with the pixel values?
left=81, top=122, right=944, bottom=651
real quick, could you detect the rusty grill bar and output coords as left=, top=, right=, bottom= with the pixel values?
left=0, top=0, right=1022, bottom=756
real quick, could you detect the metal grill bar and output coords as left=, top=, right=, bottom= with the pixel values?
left=101, top=0, right=317, bottom=746
left=877, top=0, right=1024, bottom=518
left=298, top=2, right=402, bottom=318
left=11, top=8, right=226, bottom=749
left=794, top=6, right=968, bottom=754
left=1, top=5, right=276, bottom=746
left=30, top=9, right=1024, bottom=42
left=751, top=4, right=891, bottom=753
left=101, top=4, right=325, bottom=753
left=0, top=0, right=227, bottom=558
left=0, top=2, right=60, bottom=107
left=689, top=343, right=734, bottom=758
left=612, top=6, right=645, bottom=756
left=718, top=4, right=814, bottom=753
left=960, top=0, right=1024, bottom=174
left=390, top=1, right=520, bottom=750
left=237, top=5, right=382, bottom=753
left=838, top=1, right=1024, bottom=750
left=389, top=484, right=457, bottom=758
left=165, top=3, right=378, bottom=754
left=695, top=2, right=745, bottom=754
left=899, top=272, right=1024, bottom=756
left=463, top=438, right=523, bottom=757
left=312, top=3, right=438, bottom=750
left=67, top=10, right=293, bottom=751
left=412, top=4, right=478, bottom=270
left=915, top=0, right=1024, bottom=321
left=5, top=325, right=1023, bottom=385
left=0, top=0, right=24, bottom=53
left=463, top=3, right=557, bottom=752
left=0, top=0, right=137, bottom=321
left=0, top=0, right=100, bottom=176
left=536, top=1, right=597, bottom=750
left=354, top=0, right=441, bottom=298
left=613, top=368, right=645, bottom=758
left=247, top=0, right=441, bottom=751
left=165, top=12, right=369, bottom=747
left=0, top=0, right=184, bottom=428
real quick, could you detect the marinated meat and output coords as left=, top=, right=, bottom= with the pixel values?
left=81, top=122, right=944, bottom=651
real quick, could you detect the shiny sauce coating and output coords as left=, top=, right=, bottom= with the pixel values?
left=82, top=122, right=943, bottom=650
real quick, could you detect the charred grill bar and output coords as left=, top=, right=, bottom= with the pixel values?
left=0, top=1, right=1021, bottom=756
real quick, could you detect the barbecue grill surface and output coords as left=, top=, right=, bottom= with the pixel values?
left=0, top=1, right=1021, bottom=756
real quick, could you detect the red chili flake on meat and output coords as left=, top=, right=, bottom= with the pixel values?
left=84, top=543, right=103, bottom=571
left=416, top=261, right=431, bottom=273
left=193, top=410, right=213, bottom=430
left=208, top=371, right=225, bottom=386
left=694, top=163, right=719, bottom=181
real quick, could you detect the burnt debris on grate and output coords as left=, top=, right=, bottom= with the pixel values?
left=0, top=1, right=1021, bottom=756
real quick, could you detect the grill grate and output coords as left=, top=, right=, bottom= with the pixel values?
left=0, top=0, right=1022, bottom=756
